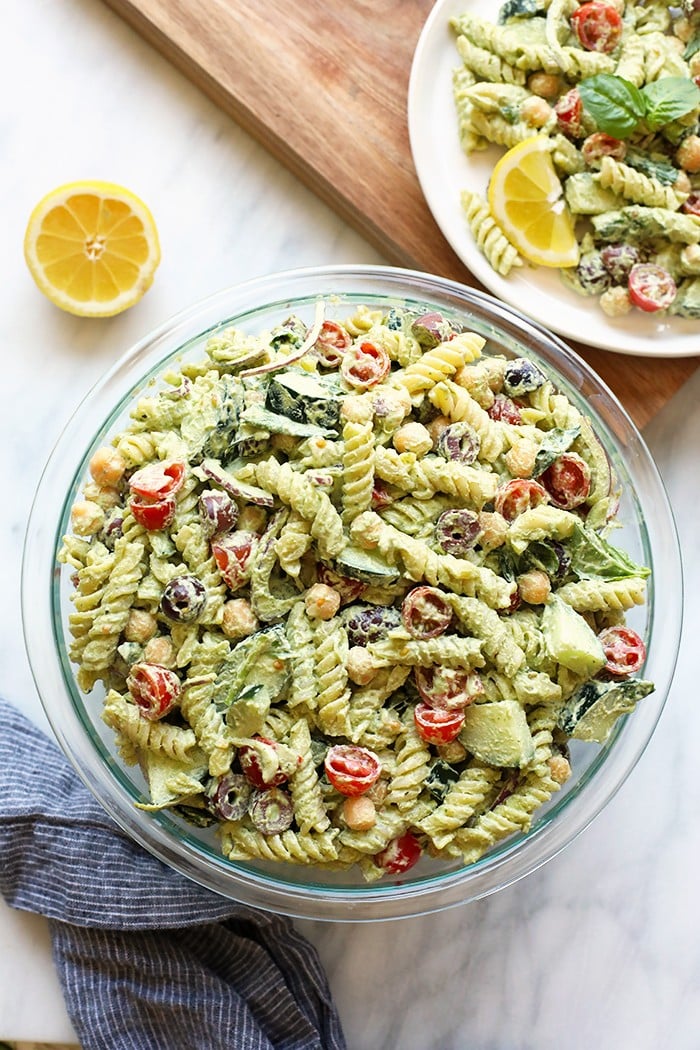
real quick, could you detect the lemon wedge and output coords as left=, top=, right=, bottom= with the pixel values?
left=488, top=137, right=579, bottom=269
left=24, top=180, right=161, bottom=317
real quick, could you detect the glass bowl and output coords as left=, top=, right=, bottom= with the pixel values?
left=22, top=265, right=682, bottom=921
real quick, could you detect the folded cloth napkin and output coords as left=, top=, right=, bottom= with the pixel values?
left=0, top=697, right=346, bottom=1050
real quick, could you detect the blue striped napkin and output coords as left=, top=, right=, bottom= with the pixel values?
left=0, top=697, right=345, bottom=1050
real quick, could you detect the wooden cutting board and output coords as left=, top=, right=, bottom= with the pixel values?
left=103, top=0, right=699, bottom=428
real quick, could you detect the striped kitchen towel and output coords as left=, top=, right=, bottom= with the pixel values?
left=0, top=697, right=346, bottom=1050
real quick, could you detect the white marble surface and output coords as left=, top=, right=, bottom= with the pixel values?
left=2, top=1, right=699, bottom=1047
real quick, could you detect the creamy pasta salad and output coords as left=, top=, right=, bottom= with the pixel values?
left=452, top=0, right=700, bottom=317
left=59, top=302, right=653, bottom=879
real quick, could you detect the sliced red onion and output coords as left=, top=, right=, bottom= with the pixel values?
left=194, top=459, right=275, bottom=508
left=241, top=301, right=326, bottom=377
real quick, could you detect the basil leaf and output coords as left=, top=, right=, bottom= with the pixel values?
left=578, top=74, right=645, bottom=139
left=641, top=77, right=700, bottom=131
left=683, top=32, right=700, bottom=62
left=566, top=523, right=651, bottom=581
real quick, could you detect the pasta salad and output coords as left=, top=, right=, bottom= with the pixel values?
left=452, top=0, right=700, bottom=318
left=59, top=301, right=653, bottom=879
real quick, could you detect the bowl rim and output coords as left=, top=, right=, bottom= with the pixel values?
left=21, top=263, right=683, bottom=921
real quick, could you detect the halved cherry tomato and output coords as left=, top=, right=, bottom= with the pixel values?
left=598, top=625, right=646, bottom=676
left=682, top=192, right=700, bottom=217
left=414, top=702, right=465, bottom=745
left=129, top=495, right=176, bottom=530
left=129, top=460, right=185, bottom=500
left=554, top=88, right=583, bottom=137
left=239, top=736, right=294, bottom=790
left=340, top=341, right=391, bottom=389
left=541, top=453, right=592, bottom=509
left=316, top=563, right=366, bottom=604
left=401, top=587, right=453, bottom=639
left=582, top=132, right=626, bottom=166
left=628, top=263, right=676, bottom=312
left=324, top=745, right=382, bottom=797
left=414, top=666, right=483, bottom=710
left=494, top=479, right=549, bottom=521
left=127, top=663, right=181, bottom=720
left=314, top=320, right=351, bottom=368
left=211, top=530, right=256, bottom=590
left=571, top=2, right=623, bottom=52
left=375, top=831, right=422, bottom=874
left=488, top=395, right=522, bottom=424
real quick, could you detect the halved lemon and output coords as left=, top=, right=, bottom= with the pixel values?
left=24, top=180, right=161, bottom=317
left=487, top=137, right=579, bottom=269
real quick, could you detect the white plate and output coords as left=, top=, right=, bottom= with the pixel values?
left=408, top=0, right=700, bottom=357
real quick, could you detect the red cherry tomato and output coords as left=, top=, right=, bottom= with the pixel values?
left=401, top=587, right=453, bottom=639
left=571, top=2, right=623, bottom=52
left=314, top=320, right=351, bottom=367
left=129, top=494, right=176, bottom=530
left=375, top=831, right=422, bottom=874
left=628, top=263, right=677, bottom=312
left=127, top=663, right=181, bottom=720
left=682, top=192, right=700, bottom=217
left=324, top=745, right=382, bottom=797
left=129, top=461, right=186, bottom=500
left=554, top=88, right=583, bottom=137
left=414, top=702, right=465, bottom=745
left=414, top=666, right=483, bottom=710
left=494, top=479, right=549, bottom=521
left=541, top=453, right=592, bottom=509
left=239, top=736, right=292, bottom=789
left=340, top=341, right=391, bottom=389
left=211, top=530, right=256, bottom=590
left=598, top=625, right=647, bottom=676
left=582, top=132, right=626, bottom=166
left=487, top=395, right=522, bottom=424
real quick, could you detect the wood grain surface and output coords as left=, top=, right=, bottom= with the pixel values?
left=102, top=0, right=699, bottom=428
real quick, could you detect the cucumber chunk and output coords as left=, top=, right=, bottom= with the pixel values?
left=266, top=372, right=341, bottom=429
left=335, top=545, right=402, bottom=584
left=460, top=700, right=535, bottom=767
left=558, top=677, right=655, bottom=743
left=543, top=595, right=606, bottom=676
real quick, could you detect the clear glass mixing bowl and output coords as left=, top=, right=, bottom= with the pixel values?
left=22, top=265, right=682, bottom=921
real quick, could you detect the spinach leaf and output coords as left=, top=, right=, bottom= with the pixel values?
left=578, top=74, right=645, bottom=139
left=497, top=0, right=543, bottom=23
left=566, top=523, right=651, bottom=581
left=625, top=148, right=679, bottom=186
left=532, top=425, right=580, bottom=476
left=425, top=761, right=460, bottom=802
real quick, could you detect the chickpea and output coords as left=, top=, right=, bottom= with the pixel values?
left=237, top=505, right=267, bottom=533
left=351, top=511, right=382, bottom=550
left=548, top=753, right=572, bottom=785
left=517, top=569, right=551, bottom=606
left=82, top=481, right=123, bottom=511
left=681, top=244, right=700, bottom=273
left=124, top=609, right=158, bottom=644
left=437, top=739, right=467, bottom=764
left=674, top=15, right=693, bottom=43
left=89, top=446, right=126, bottom=487
left=305, top=583, right=341, bottom=620
left=70, top=499, right=105, bottom=536
left=221, top=598, right=259, bottom=640
left=425, top=414, right=451, bottom=448
left=527, top=72, right=562, bottom=99
left=341, top=394, right=373, bottom=424
left=393, top=421, right=433, bottom=456
left=346, top=646, right=378, bottom=686
left=599, top=285, right=632, bottom=318
left=520, top=96, right=552, bottom=128
left=377, top=384, right=412, bottom=418
left=342, top=795, right=377, bottom=831
left=675, top=170, right=692, bottom=195
left=504, top=438, right=537, bottom=479
left=677, top=135, right=700, bottom=174
left=477, top=511, right=508, bottom=552
left=271, top=433, right=296, bottom=455
left=142, top=635, right=176, bottom=668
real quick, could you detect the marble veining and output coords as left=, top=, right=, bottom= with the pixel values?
left=2, top=1, right=700, bottom=1047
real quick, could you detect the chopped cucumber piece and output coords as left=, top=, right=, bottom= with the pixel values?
left=460, top=700, right=535, bottom=767
left=542, top=595, right=606, bottom=676
left=558, top=678, right=655, bottom=743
